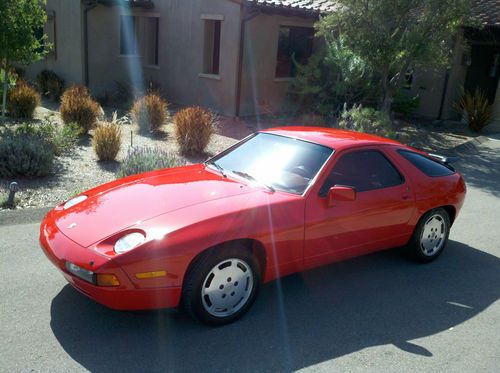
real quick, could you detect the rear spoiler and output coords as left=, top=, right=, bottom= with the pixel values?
left=427, top=153, right=460, bottom=165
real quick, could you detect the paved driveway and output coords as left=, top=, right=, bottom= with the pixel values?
left=1, top=135, right=499, bottom=372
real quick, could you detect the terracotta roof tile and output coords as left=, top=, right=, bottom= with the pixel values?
left=245, top=0, right=337, bottom=13
left=472, top=0, right=500, bottom=26
left=246, top=0, right=500, bottom=26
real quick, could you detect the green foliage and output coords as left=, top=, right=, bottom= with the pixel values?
left=317, top=0, right=472, bottom=112
left=339, top=105, right=395, bottom=138
left=454, top=89, right=494, bottom=132
left=290, top=36, right=377, bottom=116
left=0, top=0, right=50, bottom=117
left=0, top=0, right=50, bottom=64
left=7, top=81, right=40, bottom=119
left=60, top=85, right=100, bottom=134
left=36, top=69, right=65, bottom=100
left=116, top=146, right=184, bottom=178
left=0, top=68, right=17, bottom=101
left=49, top=122, right=81, bottom=156
left=0, top=126, right=55, bottom=177
left=392, top=92, right=421, bottom=115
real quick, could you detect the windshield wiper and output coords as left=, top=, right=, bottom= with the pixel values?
left=231, top=170, right=275, bottom=193
left=205, top=160, right=226, bottom=177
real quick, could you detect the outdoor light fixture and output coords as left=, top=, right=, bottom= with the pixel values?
left=6, top=182, right=19, bottom=208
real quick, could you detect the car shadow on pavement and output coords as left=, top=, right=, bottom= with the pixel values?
left=50, top=240, right=500, bottom=372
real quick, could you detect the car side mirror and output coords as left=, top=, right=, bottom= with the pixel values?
left=327, top=186, right=356, bottom=207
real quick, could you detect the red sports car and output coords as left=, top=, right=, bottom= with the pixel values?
left=40, top=127, right=466, bottom=325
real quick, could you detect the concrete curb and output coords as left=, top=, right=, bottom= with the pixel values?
left=0, top=207, right=50, bottom=226
left=446, top=135, right=491, bottom=156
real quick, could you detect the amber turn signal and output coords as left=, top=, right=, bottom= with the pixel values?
left=135, top=270, right=167, bottom=279
left=96, top=274, right=120, bottom=287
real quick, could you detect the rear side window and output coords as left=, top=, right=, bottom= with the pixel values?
left=398, top=150, right=455, bottom=177
left=320, top=150, right=404, bottom=195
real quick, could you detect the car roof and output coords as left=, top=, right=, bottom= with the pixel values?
left=260, top=126, right=403, bottom=151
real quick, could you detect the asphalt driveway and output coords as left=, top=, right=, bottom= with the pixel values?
left=1, top=135, right=499, bottom=372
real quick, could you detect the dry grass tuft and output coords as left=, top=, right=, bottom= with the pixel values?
left=131, top=93, right=168, bottom=134
left=92, top=122, right=122, bottom=161
left=7, top=81, right=40, bottom=119
left=60, top=85, right=100, bottom=134
left=174, top=106, right=217, bottom=155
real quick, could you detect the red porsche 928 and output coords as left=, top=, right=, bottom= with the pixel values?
left=40, top=127, right=466, bottom=325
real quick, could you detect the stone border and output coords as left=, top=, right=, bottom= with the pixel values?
left=447, top=136, right=491, bottom=156
left=0, top=207, right=50, bottom=226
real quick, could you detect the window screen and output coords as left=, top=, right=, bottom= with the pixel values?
left=398, top=150, right=455, bottom=177
left=320, top=150, right=404, bottom=195
left=203, top=20, right=221, bottom=75
left=275, top=26, right=314, bottom=78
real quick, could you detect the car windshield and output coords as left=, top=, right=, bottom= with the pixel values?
left=209, top=133, right=333, bottom=194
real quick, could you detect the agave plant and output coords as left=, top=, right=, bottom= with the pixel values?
left=455, top=89, right=494, bottom=132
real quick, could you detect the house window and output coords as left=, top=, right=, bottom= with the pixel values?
left=203, top=19, right=221, bottom=75
left=120, top=15, right=159, bottom=66
left=275, top=26, right=314, bottom=78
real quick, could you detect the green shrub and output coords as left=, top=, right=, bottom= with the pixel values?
left=131, top=93, right=168, bottom=133
left=49, top=122, right=81, bottom=155
left=289, top=36, right=377, bottom=116
left=339, top=105, right=394, bottom=138
left=454, top=89, right=494, bottom=132
left=92, top=122, right=122, bottom=161
left=0, top=68, right=17, bottom=101
left=174, top=106, right=217, bottom=155
left=36, top=69, right=65, bottom=100
left=392, top=92, right=420, bottom=116
left=7, top=81, right=40, bottom=119
left=0, top=127, right=55, bottom=177
left=60, top=85, right=100, bottom=134
left=116, top=146, right=183, bottom=178
left=8, top=120, right=80, bottom=156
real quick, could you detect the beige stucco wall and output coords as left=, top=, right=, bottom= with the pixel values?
left=406, top=30, right=467, bottom=120
left=239, top=13, right=316, bottom=117
left=25, top=0, right=84, bottom=85
left=87, top=0, right=241, bottom=115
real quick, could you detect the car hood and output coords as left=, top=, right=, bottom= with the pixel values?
left=53, top=164, right=256, bottom=247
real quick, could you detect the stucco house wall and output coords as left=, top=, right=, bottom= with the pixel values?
left=87, top=0, right=241, bottom=115
left=239, top=13, right=315, bottom=117
left=401, top=30, right=467, bottom=121
left=25, top=0, right=85, bottom=85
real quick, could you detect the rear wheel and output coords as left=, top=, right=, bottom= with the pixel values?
left=407, top=208, right=450, bottom=263
left=182, top=245, right=260, bottom=326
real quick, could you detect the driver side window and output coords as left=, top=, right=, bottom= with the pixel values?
left=319, top=150, right=403, bottom=196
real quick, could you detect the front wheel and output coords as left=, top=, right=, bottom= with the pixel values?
left=406, top=208, right=450, bottom=263
left=182, top=246, right=260, bottom=326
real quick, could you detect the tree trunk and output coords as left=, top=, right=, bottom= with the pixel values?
left=380, top=71, right=392, bottom=114
left=1, top=59, right=8, bottom=122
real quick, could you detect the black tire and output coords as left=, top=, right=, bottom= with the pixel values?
left=182, top=244, right=261, bottom=326
left=406, top=208, right=451, bottom=263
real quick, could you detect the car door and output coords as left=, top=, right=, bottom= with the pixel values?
left=304, top=146, right=416, bottom=269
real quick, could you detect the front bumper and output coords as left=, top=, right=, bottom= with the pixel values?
left=39, top=214, right=182, bottom=311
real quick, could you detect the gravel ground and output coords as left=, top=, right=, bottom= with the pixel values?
left=0, top=106, right=252, bottom=211
left=0, top=105, right=480, bottom=211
